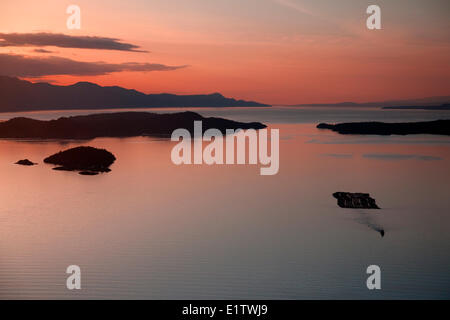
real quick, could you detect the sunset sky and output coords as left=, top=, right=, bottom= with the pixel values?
left=0, top=0, right=449, bottom=104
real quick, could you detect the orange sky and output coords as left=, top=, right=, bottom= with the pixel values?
left=0, top=0, right=449, bottom=104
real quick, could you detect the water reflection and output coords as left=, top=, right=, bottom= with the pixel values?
left=0, top=109, right=449, bottom=299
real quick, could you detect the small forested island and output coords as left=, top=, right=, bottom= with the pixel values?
left=15, top=159, right=36, bottom=166
left=0, top=111, right=266, bottom=139
left=333, top=192, right=380, bottom=209
left=44, top=146, right=116, bottom=175
left=317, top=119, right=450, bottom=136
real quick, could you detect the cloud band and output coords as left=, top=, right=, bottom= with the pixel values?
left=0, top=54, right=186, bottom=77
left=0, top=32, right=146, bottom=52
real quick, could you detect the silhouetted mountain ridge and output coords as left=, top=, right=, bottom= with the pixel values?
left=293, top=96, right=450, bottom=107
left=0, top=76, right=268, bottom=111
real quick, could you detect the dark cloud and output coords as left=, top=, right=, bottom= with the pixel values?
left=33, top=48, right=54, bottom=53
left=363, top=153, right=442, bottom=161
left=321, top=153, right=353, bottom=158
left=0, top=32, right=147, bottom=52
left=0, top=54, right=187, bottom=77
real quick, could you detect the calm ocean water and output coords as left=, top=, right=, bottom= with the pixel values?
left=0, top=106, right=449, bottom=299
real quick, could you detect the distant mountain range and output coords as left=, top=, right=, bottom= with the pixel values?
left=0, top=76, right=268, bottom=112
left=382, top=104, right=450, bottom=110
left=2, top=76, right=447, bottom=112
left=293, top=96, right=450, bottom=107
